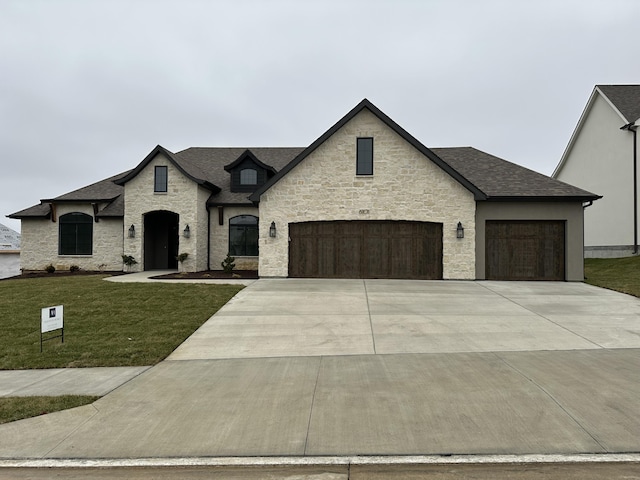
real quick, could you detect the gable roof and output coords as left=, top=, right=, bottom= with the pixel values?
left=223, top=149, right=278, bottom=174
left=597, top=85, right=640, bottom=124
left=115, top=145, right=220, bottom=193
left=249, top=99, right=599, bottom=203
left=553, top=84, right=640, bottom=178
left=250, top=99, right=487, bottom=203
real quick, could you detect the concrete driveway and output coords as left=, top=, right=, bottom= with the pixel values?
left=169, top=279, right=640, bottom=360
left=2, top=279, right=639, bottom=460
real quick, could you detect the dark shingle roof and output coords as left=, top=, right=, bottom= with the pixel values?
left=432, top=147, right=599, bottom=200
left=9, top=172, right=129, bottom=219
left=175, top=147, right=305, bottom=205
left=598, top=85, right=640, bottom=123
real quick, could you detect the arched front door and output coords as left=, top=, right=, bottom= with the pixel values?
left=144, top=211, right=179, bottom=270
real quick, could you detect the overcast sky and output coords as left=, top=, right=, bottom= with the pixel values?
left=2, top=0, right=639, bottom=233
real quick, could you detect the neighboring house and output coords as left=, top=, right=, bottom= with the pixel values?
left=553, top=85, right=640, bottom=258
left=9, top=99, right=599, bottom=281
left=0, top=223, right=21, bottom=279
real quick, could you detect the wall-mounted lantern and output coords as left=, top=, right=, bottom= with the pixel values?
left=128, top=224, right=135, bottom=238
left=269, top=221, right=277, bottom=238
left=456, top=222, right=464, bottom=239
left=183, top=225, right=191, bottom=238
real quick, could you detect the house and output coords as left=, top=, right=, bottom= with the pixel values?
left=0, top=223, right=21, bottom=279
left=9, top=99, right=599, bottom=281
left=553, top=85, right=640, bottom=258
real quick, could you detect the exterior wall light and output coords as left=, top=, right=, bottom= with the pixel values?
left=456, top=222, right=464, bottom=239
left=128, top=224, right=135, bottom=238
left=269, top=221, right=277, bottom=238
left=183, top=225, right=191, bottom=238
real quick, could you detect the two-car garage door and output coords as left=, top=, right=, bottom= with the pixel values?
left=289, top=220, right=443, bottom=279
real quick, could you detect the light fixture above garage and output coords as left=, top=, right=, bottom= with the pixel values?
left=269, top=221, right=277, bottom=238
left=128, top=224, right=135, bottom=238
left=183, top=225, right=191, bottom=238
left=456, top=222, right=464, bottom=239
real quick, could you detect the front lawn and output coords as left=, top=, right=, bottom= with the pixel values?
left=584, top=256, right=640, bottom=297
left=0, top=275, right=243, bottom=370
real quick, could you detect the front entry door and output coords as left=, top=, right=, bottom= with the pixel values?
left=144, top=211, right=179, bottom=270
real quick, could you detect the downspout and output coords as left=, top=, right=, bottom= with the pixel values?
left=622, top=122, right=638, bottom=254
left=634, top=126, right=638, bottom=254
left=206, top=204, right=211, bottom=270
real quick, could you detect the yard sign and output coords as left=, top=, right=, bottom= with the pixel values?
left=40, top=305, right=64, bottom=351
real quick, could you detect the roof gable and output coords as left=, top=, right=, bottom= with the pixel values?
left=249, top=99, right=487, bottom=203
left=597, top=85, right=640, bottom=124
left=224, top=149, right=278, bottom=174
left=553, top=85, right=640, bottom=178
left=115, top=145, right=220, bottom=193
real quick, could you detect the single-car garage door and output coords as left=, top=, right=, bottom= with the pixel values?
left=486, top=220, right=565, bottom=281
left=289, top=220, right=443, bottom=279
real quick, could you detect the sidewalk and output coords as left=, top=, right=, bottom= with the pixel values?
left=0, top=367, right=150, bottom=397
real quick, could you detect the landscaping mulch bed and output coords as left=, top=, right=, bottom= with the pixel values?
left=150, top=270, right=259, bottom=280
left=1, top=271, right=125, bottom=281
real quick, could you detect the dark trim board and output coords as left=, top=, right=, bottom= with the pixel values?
left=288, top=220, right=443, bottom=279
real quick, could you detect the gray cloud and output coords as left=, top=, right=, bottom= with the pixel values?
left=2, top=0, right=640, bottom=232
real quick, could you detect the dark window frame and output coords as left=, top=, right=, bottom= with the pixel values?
left=240, top=168, right=258, bottom=185
left=154, top=166, right=168, bottom=193
left=228, top=215, right=259, bottom=257
left=59, top=212, right=93, bottom=255
left=356, top=137, right=374, bottom=175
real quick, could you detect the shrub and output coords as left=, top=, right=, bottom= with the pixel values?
left=44, top=264, right=55, bottom=274
left=122, top=255, right=138, bottom=272
left=221, top=253, right=236, bottom=273
left=69, top=265, right=80, bottom=272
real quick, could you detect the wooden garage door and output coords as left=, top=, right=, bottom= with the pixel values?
left=486, top=220, right=565, bottom=281
left=288, top=220, right=443, bottom=279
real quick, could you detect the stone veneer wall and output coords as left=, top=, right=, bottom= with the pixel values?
left=258, top=109, right=476, bottom=279
left=19, top=203, right=123, bottom=271
left=123, top=153, right=202, bottom=272
left=210, top=205, right=260, bottom=271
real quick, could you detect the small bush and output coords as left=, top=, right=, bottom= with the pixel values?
left=221, top=253, right=236, bottom=273
left=44, top=264, right=55, bottom=274
left=69, top=265, right=80, bottom=272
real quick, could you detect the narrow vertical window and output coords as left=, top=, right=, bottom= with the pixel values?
left=154, top=166, right=168, bottom=192
left=357, top=137, right=373, bottom=175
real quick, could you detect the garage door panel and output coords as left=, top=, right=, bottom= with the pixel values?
left=289, top=221, right=443, bottom=279
left=486, top=221, right=565, bottom=281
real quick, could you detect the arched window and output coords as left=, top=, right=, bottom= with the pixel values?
left=59, top=213, right=93, bottom=255
left=240, top=168, right=258, bottom=185
left=229, top=215, right=258, bottom=256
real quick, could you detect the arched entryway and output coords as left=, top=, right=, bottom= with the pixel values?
left=144, top=210, right=179, bottom=270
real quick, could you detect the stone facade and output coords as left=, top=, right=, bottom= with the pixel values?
left=258, top=109, right=476, bottom=279
left=20, top=203, right=123, bottom=272
left=210, top=205, right=260, bottom=271
left=123, top=153, right=204, bottom=272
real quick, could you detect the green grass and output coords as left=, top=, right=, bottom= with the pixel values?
left=584, top=256, right=640, bottom=297
left=0, top=395, right=99, bottom=424
left=0, top=275, right=243, bottom=370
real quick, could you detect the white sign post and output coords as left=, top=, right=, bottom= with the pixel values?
left=41, top=305, right=64, bottom=352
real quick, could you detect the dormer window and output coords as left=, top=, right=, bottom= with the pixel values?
left=240, top=168, right=258, bottom=185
